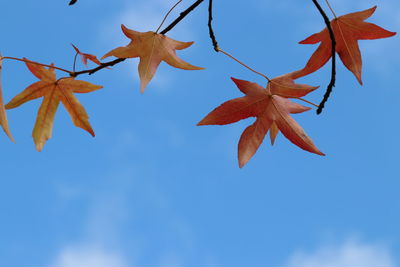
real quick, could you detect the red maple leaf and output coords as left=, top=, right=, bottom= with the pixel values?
left=294, top=6, right=396, bottom=84
left=198, top=74, right=324, bottom=167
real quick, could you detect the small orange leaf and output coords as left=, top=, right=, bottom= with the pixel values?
left=102, top=25, right=204, bottom=92
left=6, top=60, right=102, bottom=151
left=72, top=44, right=102, bottom=67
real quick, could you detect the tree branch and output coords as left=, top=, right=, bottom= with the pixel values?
left=207, top=0, right=219, bottom=52
left=311, top=0, right=336, bottom=114
left=160, top=0, right=205, bottom=35
left=70, top=0, right=205, bottom=78
left=70, top=58, right=125, bottom=77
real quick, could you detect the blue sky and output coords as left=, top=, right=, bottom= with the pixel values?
left=1, top=0, right=399, bottom=266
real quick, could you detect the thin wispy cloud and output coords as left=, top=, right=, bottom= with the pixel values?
left=50, top=246, right=128, bottom=267
left=285, top=239, right=396, bottom=267
left=49, top=167, right=200, bottom=267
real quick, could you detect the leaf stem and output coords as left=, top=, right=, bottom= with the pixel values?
left=325, top=0, right=337, bottom=18
left=295, top=97, right=320, bottom=108
left=72, top=52, right=79, bottom=72
left=1, top=56, right=72, bottom=74
left=156, top=0, right=183, bottom=34
left=276, top=92, right=320, bottom=109
left=207, top=0, right=270, bottom=81
left=217, top=48, right=271, bottom=81
left=160, top=0, right=205, bottom=35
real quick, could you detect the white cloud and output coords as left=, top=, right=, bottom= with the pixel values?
left=49, top=172, right=133, bottom=267
left=100, top=0, right=195, bottom=46
left=49, top=168, right=200, bottom=267
left=285, top=239, right=396, bottom=267
left=50, top=245, right=128, bottom=267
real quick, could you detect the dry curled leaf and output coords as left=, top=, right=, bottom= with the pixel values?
left=198, top=74, right=324, bottom=168
left=72, top=44, right=102, bottom=67
left=5, top=59, right=102, bottom=151
left=0, top=57, right=14, bottom=141
left=102, top=24, right=204, bottom=92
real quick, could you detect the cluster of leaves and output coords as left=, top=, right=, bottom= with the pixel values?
left=0, top=0, right=396, bottom=167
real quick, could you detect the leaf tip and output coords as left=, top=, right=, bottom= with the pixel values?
left=35, top=143, right=44, bottom=152
left=197, top=119, right=206, bottom=126
left=4, top=130, right=15, bottom=143
left=238, top=156, right=249, bottom=168
left=238, top=156, right=247, bottom=168
left=356, top=74, right=363, bottom=85
left=230, top=77, right=242, bottom=87
left=71, top=43, right=79, bottom=53
left=121, top=24, right=132, bottom=37
left=1, top=121, right=15, bottom=142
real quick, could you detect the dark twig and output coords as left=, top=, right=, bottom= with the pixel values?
left=160, top=0, right=204, bottom=35
left=70, top=58, right=126, bottom=77
left=207, top=0, right=219, bottom=52
left=70, top=0, right=205, bottom=78
left=207, top=0, right=269, bottom=80
left=311, top=0, right=336, bottom=114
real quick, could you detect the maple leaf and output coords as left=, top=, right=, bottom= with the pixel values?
left=198, top=74, right=324, bottom=168
left=72, top=44, right=102, bottom=67
left=5, top=60, right=102, bottom=151
left=102, top=24, right=203, bottom=92
left=0, top=57, right=14, bottom=141
left=294, top=6, right=396, bottom=84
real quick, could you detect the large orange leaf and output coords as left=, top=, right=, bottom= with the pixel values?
left=0, top=57, right=14, bottom=141
left=198, top=74, right=324, bottom=168
left=5, top=60, right=102, bottom=151
left=294, top=6, right=396, bottom=84
left=102, top=25, right=204, bottom=92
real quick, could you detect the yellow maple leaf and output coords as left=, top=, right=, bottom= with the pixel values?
left=6, top=59, right=102, bottom=151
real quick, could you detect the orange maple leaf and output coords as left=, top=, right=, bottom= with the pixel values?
left=102, top=25, right=204, bottom=92
left=5, top=60, right=102, bottom=151
left=72, top=44, right=102, bottom=67
left=198, top=74, right=324, bottom=168
left=294, top=6, right=396, bottom=84
left=0, top=57, right=14, bottom=141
